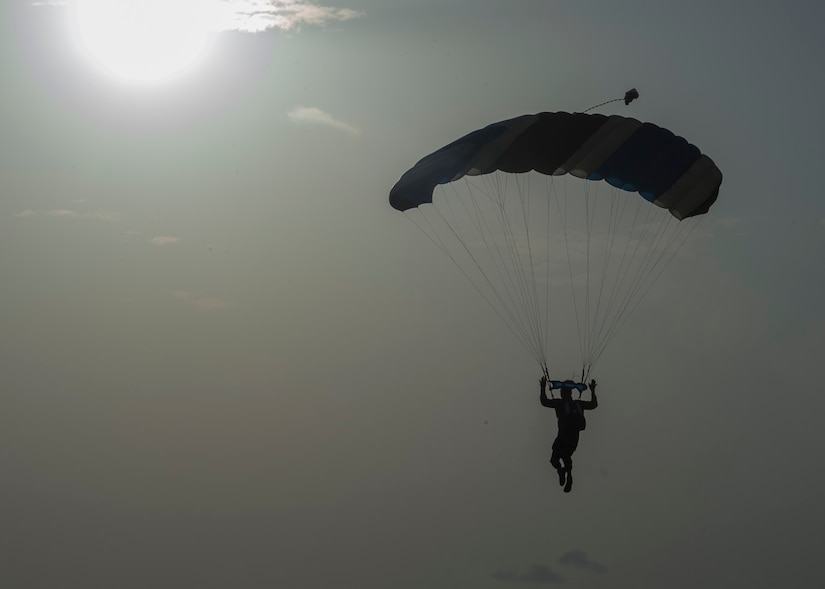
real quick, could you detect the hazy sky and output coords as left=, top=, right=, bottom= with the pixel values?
left=3, top=1, right=825, bottom=588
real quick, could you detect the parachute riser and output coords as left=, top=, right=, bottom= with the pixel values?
left=542, top=362, right=551, bottom=397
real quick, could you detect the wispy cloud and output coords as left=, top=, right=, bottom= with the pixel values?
left=172, top=290, right=234, bottom=311
left=150, top=236, right=182, bottom=246
left=287, top=106, right=361, bottom=136
left=34, top=1, right=363, bottom=34
left=14, top=208, right=120, bottom=221
left=210, top=0, right=364, bottom=33
left=492, top=564, right=565, bottom=584
left=44, top=209, right=79, bottom=217
left=88, top=210, right=120, bottom=222
left=559, top=549, right=608, bottom=574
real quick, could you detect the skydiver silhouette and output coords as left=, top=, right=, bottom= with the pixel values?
left=540, top=376, right=598, bottom=493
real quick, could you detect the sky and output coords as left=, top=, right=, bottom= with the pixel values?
left=2, top=1, right=825, bottom=588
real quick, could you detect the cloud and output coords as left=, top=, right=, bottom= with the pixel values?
left=287, top=106, right=361, bottom=136
left=172, top=290, right=234, bottom=311
left=492, top=564, right=566, bottom=584
left=150, top=236, right=182, bottom=246
left=87, top=210, right=120, bottom=222
left=209, top=0, right=364, bottom=33
left=34, top=1, right=363, bottom=34
left=13, top=209, right=120, bottom=221
left=558, top=549, right=608, bottom=574
left=44, top=209, right=79, bottom=217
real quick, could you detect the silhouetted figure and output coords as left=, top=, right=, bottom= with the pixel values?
left=540, top=376, right=598, bottom=493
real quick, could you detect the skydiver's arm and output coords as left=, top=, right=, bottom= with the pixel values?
left=540, top=388, right=558, bottom=407
left=539, top=376, right=559, bottom=408
left=582, top=379, right=598, bottom=410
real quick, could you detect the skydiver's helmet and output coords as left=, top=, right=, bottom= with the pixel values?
left=560, top=380, right=576, bottom=400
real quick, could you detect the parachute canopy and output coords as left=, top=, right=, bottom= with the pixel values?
left=389, top=111, right=722, bottom=378
left=390, top=112, right=721, bottom=220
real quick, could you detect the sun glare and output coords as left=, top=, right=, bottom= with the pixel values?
left=73, top=0, right=212, bottom=84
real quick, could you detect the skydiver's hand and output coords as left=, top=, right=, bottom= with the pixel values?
left=589, top=379, right=597, bottom=391
left=540, top=375, right=547, bottom=390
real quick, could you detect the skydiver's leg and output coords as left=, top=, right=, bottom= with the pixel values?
left=562, top=454, right=573, bottom=493
left=561, top=434, right=579, bottom=493
left=550, top=438, right=566, bottom=486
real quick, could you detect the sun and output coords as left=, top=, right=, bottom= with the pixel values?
left=72, top=0, right=212, bottom=84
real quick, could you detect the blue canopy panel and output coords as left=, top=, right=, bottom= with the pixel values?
left=590, top=123, right=701, bottom=202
